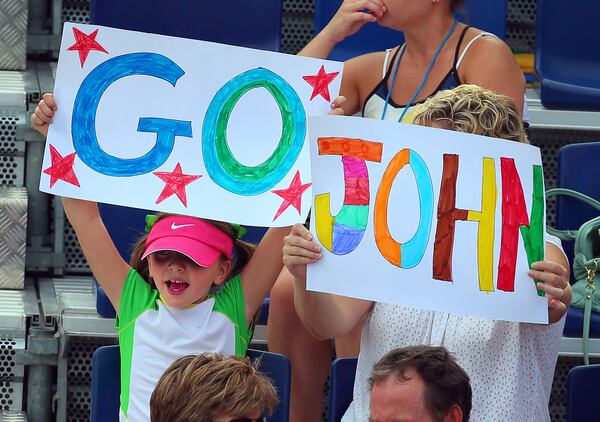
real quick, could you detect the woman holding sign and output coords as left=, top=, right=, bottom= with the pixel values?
left=281, top=86, right=571, bottom=421
left=268, top=0, right=527, bottom=419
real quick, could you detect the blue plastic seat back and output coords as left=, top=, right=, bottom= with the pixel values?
left=327, top=357, right=358, bottom=422
left=246, top=349, right=291, bottom=422
left=458, top=0, right=507, bottom=39
left=244, top=226, right=270, bottom=325
left=535, top=0, right=600, bottom=110
left=555, top=142, right=600, bottom=281
left=314, top=0, right=506, bottom=61
left=91, top=346, right=290, bottom=422
left=91, top=345, right=121, bottom=422
left=98, top=204, right=150, bottom=262
left=90, top=0, right=282, bottom=51
left=566, top=364, right=600, bottom=422
left=564, top=306, right=600, bottom=339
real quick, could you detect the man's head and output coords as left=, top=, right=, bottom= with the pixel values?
left=369, top=345, right=471, bottom=422
left=413, top=84, right=528, bottom=143
left=150, top=353, right=278, bottom=422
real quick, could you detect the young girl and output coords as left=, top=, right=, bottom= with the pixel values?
left=269, top=2, right=527, bottom=418
left=32, top=93, right=290, bottom=422
left=283, top=85, right=571, bottom=421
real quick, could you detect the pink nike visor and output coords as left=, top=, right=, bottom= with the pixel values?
left=142, top=216, right=233, bottom=267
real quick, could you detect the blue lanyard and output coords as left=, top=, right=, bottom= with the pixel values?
left=381, top=19, right=458, bottom=122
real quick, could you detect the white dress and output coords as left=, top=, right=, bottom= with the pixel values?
left=343, top=234, right=566, bottom=422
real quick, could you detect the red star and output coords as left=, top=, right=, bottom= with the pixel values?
left=67, top=27, right=108, bottom=67
left=153, top=163, right=202, bottom=207
left=303, top=65, right=340, bottom=102
left=271, top=171, right=312, bottom=221
left=43, top=145, right=80, bottom=188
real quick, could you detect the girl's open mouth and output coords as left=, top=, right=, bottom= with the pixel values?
left=166, top=280, right=189, bottom=295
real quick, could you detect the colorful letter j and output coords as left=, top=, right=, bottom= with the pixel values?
left=314, top=137, right=382, bottom=255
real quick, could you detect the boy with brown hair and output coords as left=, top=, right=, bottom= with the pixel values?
left=150, top=353, right=278, bottom=422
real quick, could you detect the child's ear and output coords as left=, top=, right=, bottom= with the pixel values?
left=213, top=260, right=232, bottom=285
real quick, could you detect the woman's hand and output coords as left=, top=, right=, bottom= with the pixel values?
left=529, top=259, right=572, bottom=323
left=31, top=93, right=57, bottom=138
left=322, top=0, right=387, bottom=44
left=282, top=223, right=322, bottom=282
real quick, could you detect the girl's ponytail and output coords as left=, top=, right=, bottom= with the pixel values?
left=229, top=239, right=255, bottom=279
left=130, top=234, right=151, bottom=282
left=205, top=220, right=257, bottom=279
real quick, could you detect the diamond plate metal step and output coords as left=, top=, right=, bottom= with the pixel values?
left=0, top=187, right=26, bottom=289
left=0, top=0, right=28, bottom=70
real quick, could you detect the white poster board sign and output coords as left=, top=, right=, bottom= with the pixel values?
left=40, top=23, right=343, bottom=227
left=307, top=115, right=548, bottom=323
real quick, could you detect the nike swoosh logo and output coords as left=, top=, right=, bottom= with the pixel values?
left=171, top=223, right=195, bottom=230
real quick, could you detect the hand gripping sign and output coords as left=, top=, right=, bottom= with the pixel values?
left=41, top=23, right=343, bottom=227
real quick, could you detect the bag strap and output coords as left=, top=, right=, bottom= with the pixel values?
left=545, top=188, right=600, bottom=241
left=582, top=261, right=598, bottom=365
left=583, top=295, right=592, bottom=365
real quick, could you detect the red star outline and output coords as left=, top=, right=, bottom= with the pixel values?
left=153, top=163, right=202, bottom=207
left=43, top=145, right=80, bottom=188
left=302, top=65, right=340, bottom=102
left=67, top=27, right=109, bottom=67
left=271, top=171, right=312, bottom=222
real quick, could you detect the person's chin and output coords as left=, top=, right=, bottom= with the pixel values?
left=376, top=18, right=397, bottom=31
left=165, top=297, right=190, bottom=308
left=377, top=14, right=407, bottom=32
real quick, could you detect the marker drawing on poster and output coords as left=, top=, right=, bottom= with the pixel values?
left=307, top=115, right=547, bottom=324
left=41, top=23, right=343, bottom=227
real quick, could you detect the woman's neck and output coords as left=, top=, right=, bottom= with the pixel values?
left=402, top=14, right=458, bottom=64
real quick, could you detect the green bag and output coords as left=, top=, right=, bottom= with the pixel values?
left=546, top=188, right=600, bottom=364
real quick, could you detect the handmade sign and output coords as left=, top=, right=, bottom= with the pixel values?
left=307, top=115, right=548, bottom=323
left=40, top=23, right=343, bottom=226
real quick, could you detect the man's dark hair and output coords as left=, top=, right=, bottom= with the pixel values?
left=369, top=345, right=472, bottom=422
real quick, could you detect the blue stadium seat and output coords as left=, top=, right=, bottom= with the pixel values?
left=327, top=357, right=358, bottom=422
left=257, top=296, right=271, bottom=325
left=247, top=349, right=291, bottom=422
left=314, top=0, right=507, bottom=61
left=91, top=345, right=120, bottom=422
left=566, top=364, right=600, bottom=422
left=88, top=1, right=280, bottom=317
left=554, top=142, right=600, bottom=338
left=90, top=346, right=290, bottom=422
left=234, top=226, right=271, bottom=326
left=535, top=0, right=600, bottom=110
left=90, top=0, right=282, bottom=52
